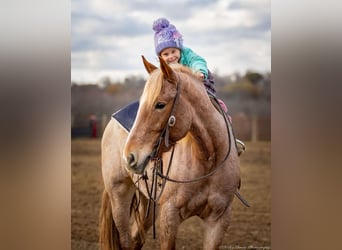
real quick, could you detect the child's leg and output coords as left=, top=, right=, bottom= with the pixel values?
left=217, top=98, right=245, bottom=156
left=217, top=99, right=227, bottom=113
left=217, top=99, right=232, bottom=123
left=204, top=72, right=245, bottom=155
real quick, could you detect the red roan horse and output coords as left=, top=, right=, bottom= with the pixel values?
left=99, top=56, right=247, bottom=249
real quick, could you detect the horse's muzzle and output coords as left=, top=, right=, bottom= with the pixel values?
left=125, top=152, right=150, bottom=175
left=127, top=153, right=137, bottom=168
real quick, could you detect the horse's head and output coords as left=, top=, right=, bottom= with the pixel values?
left=123, top=56, right=194, bottom=174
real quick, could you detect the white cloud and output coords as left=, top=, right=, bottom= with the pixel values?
left=71, top=0, right=270, bottom=83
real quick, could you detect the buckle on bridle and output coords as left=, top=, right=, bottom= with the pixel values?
left=168, top=115, right=176, bottom=127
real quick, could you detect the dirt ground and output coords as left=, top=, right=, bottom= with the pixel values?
left=72, top=139, right=271, bottom=250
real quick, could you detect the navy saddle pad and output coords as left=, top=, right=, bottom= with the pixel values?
left=112, top=101, right=139, bottom=132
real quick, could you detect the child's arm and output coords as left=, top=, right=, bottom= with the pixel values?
left=181, top=47, right=208, bottom=79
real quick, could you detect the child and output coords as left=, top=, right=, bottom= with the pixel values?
left=152, top=17, right=246, bottom=156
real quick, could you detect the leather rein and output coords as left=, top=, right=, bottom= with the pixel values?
left=132, top=74, right=249, bottom=239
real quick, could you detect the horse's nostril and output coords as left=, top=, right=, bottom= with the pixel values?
left=127, top=153, right=137, bottom=167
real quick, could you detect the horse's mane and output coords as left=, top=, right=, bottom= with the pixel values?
left=171, top=63, right=194, bottom=75
left=141, top=63, right=201, bottom=109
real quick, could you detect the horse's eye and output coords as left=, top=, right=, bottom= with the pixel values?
left=155, top=102, right=166, bottom=110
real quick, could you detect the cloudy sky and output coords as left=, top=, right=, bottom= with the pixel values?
left=71, top=0, right=270, bottom=83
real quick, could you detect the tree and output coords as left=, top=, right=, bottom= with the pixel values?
left=245, top=72, right=263, bottom=84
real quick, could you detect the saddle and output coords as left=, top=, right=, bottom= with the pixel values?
left=112, top=101, right=139, bottom=132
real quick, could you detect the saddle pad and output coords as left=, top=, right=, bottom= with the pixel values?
left=112, top=101, right=139, bottom=132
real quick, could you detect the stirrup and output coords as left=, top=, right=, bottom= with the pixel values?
left=236, top=139, right=246, bottom=156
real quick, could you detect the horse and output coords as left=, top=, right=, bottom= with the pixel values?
left=99, top=56, right=245, bottom=250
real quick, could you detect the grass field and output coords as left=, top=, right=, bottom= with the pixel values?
left=71, top=139, right=270, bottom=249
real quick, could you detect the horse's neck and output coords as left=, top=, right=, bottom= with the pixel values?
left=185, top=84, right=228, bottom=165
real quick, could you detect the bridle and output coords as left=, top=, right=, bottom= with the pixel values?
left=132, top=72, right=249, bottom=239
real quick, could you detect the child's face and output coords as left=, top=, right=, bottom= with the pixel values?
left=160, top=48, right=181, bottom=64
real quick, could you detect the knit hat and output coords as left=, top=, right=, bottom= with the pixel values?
left=153, top=17, right=183, bottom=55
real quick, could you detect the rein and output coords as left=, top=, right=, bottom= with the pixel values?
left=133, top=73, right=249, bottom=239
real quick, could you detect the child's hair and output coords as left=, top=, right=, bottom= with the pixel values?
left=153, top=17, right=183, bottom=55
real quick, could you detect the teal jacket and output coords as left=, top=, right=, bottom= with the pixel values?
left=179, top=47, right=208, bottom=79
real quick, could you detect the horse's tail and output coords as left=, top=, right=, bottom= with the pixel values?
left=99, top=190, right=121, bottom=250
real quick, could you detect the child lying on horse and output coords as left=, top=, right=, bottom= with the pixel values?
left=152, top=17, right=246, bottom=155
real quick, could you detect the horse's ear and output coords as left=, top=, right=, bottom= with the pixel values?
left=142, top=55, right=158, bottom=74
left=159, top=56, right=177, bottom=83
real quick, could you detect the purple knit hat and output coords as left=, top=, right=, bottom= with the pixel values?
left=153, top=17, right=183, bottom=55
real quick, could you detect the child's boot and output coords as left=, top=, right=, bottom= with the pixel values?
left=236, top=139, right=246, bottom=156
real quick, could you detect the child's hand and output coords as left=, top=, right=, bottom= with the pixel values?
left=195, top=71, right=205, bottom=80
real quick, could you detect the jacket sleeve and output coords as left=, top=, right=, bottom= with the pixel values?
left=181, top=48, right=209, bottom=78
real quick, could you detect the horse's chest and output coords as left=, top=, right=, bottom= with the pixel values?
left=172, top=184, right=230, bottom=220
left=176, top=187, right=209, bottom=218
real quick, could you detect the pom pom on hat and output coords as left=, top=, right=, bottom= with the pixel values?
left=153, top=18, right=170, bottom=32
left=153, top=17, right=183, bottom=55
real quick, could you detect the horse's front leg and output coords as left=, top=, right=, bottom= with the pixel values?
left=158, top=202, right=181, bottom=250
left=202, top=203, right=233, bottom=250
